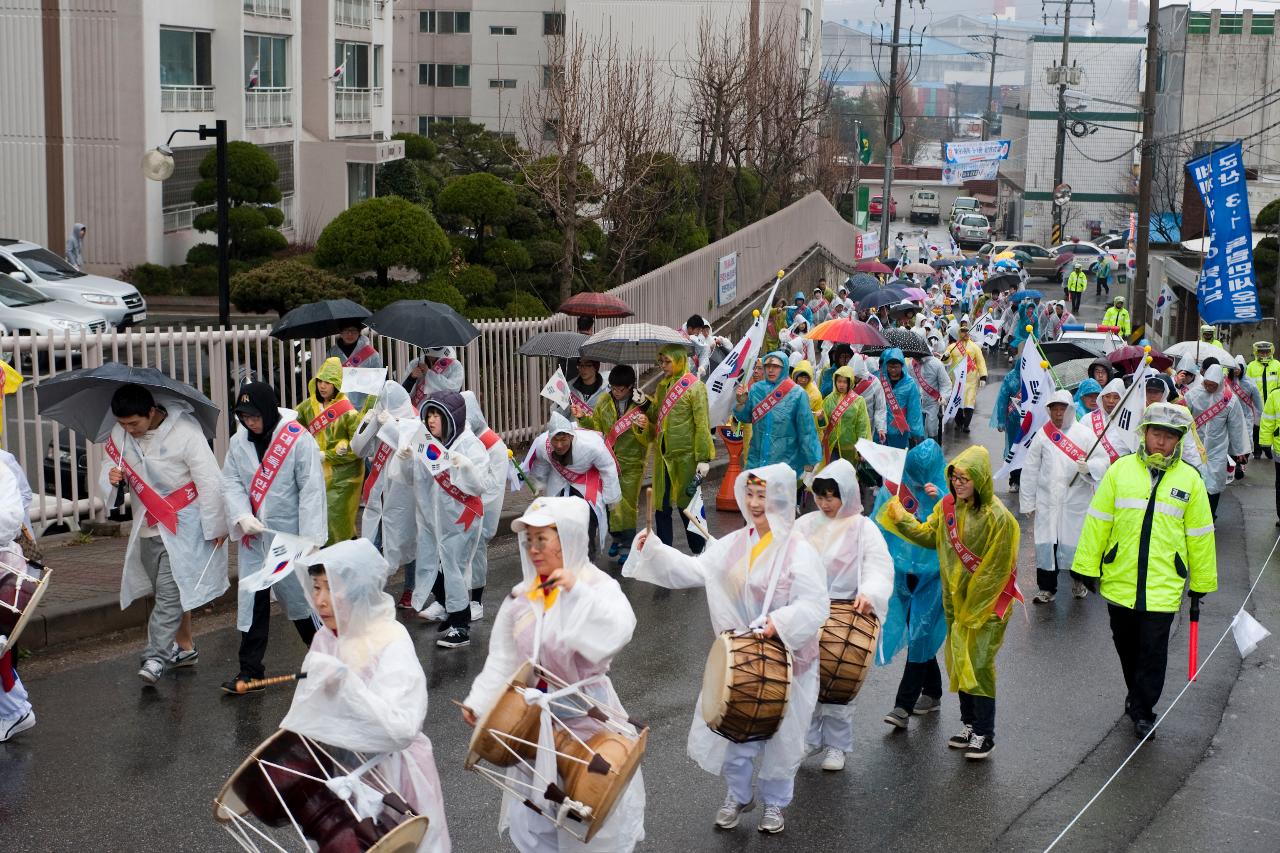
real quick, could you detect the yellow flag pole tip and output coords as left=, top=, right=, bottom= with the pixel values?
left=1040, top=360, right=1050, bottom=369
left=1145, top=355, right=1153, bottom=364
left=1025, top=324, right=1034, bottom=333
left=507, top=449, right=514, bottom=457
left=1143, top=345, right=1152, bottom=353
left=777, top=270, right=785, bottom=278
left=752, top=309, right=760, bottom=318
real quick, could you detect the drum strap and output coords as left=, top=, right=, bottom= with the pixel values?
left=750, top=532, right=789, bottom=631
left=1, top=649, right=14, bottom=692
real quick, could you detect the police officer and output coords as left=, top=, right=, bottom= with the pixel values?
left=1065, top=262, right=1088, bottom=314
left=1102, top=296, right=1131, bottom=338
left=1247, top=341, right=1280, bottom=459
left=1072, top=403, right=1217, bottom=738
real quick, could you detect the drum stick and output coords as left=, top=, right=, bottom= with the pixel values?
left=234, top=672, right=307, bottom=694
left=681, top=506, right=713, bottom=541
left=646, top=486, right=654, bottom=534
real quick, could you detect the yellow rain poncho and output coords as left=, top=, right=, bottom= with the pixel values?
left=582, top=391, right=652, bottom=533
left=792, top=359, right=825, bottom=428
left=0, top=360, right=22, bottom=447
left=820, top=365, right=870, bottom=464
left=649, top=345, right=715, bottom=511
left=946, top=336, right=987, bottom=408
left=877, top=445, right=1020, bottom=698
left=295, top=356, right=364, bottom=544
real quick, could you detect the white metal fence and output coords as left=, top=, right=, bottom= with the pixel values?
left=335, top=87, right=373, bottom=123
left=243, top=0, right=291, bottom=18
left=161, top=85, right=216, bottom=113
left=245, top=87, right=293, bottom=129
left=334, top=0, right=371, bottom=28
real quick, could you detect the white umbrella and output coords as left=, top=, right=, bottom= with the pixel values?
left=1163, top=340, right=1234, bottom=366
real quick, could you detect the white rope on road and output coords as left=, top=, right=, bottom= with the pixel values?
left=1043, top=531, right=1280, bottom=852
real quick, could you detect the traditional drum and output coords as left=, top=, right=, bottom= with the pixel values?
left=465, top=660, right=542, bottom=769
left=0, top=551, right=50, bottom=656
left=701, top=631, right=792, bottom=743
left=817, top=601, right=880, bottom=704
left=214, top=729, right=429, bottom=853
left=553, top=726, right=648, bottom=842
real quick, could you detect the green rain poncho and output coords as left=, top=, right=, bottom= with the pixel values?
left=295, top=356, right=364, bottom=544
left=582, top=391, right=652, bottom=533
left=649, top=345, right=715, bottom=510
left=821, top=365, right=871, bottom=464
left=877, top=445, right=1020, bottom=698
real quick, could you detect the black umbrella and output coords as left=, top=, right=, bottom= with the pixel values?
left=859, top=287, right=909, bottom=311
left=863, top=327, right=931, bottom=358
left=36, top=363, right=221, bottom=441
left=269, top=299, right=371, bottom=341
left=847, top=280, right=880, bottom=304
left=366, top=300, right=480, bottom=349
left=930, top=258, right=956, bottom=269
left=1040, top=340, right=1107, bottom=365
left=983, top=273, right=1021, bottom=293
left=518, top=331, right=587, bottom=360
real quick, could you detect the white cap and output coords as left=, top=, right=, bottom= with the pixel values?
left=511, top=502, right=559, bottom=534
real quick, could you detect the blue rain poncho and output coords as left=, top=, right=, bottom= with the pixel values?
left=992, top=361, right=1024, bottom=459
left=877, top=348, right=925, bottom=449
left=733, top=351, right=823, bottom=477
left=873, top=440, right=949, bottom=665
left=1073, top=378, right=1102, bottom=420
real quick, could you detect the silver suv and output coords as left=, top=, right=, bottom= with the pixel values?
left=0, top=238, right=147, bottom=328
left=0, top=272, right=110, bottom=336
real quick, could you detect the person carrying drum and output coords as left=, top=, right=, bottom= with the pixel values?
left=794, top=459, right=893, bottom=772
left=0, top=463, right=36, bottom=742
left=627, top=464, right=829, bottom=835
left=878, top=446, right=1022, bottom=760
left=221, top=382, right=328, bottom=696
left=279, top=538, right=451, bottom=851
left=295, top=357, right=364, bottom=545
left=461, top=497, right=645, bottom=852
left=103, top=384, right=229, bottom=686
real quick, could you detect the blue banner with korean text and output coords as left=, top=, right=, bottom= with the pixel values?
left=1186, top=142, right=1262, bottom=324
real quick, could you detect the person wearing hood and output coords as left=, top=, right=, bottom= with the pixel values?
left=1074, top=378, right=1102, bottom=421
left=944, top=323, right=987, bottom=434
left=405, top=346, right=464, bottom=410
left=0, top=464, right=36, bottom=743
left=811, top=284, right=831, bottom=324
left=818, top=344, right=855, bottom=397
left=878, top=348, right=924, bottom=449
left=1087, top=358, right=1113, bottom=387
left=764, top=296, right=787, bottom=354
left=1072, top=403, right=1217, bottom=738
left=1043, top=301, right=1074, bottom=340
left=462, top=497, right=645, bottom=852
left=1199, top=323, right=1222, bottom=348
left=785, top=292, right=813, bottom=326
left=328, top=323, right=383, bottom=410
left=911, top=348, right=952, bottom=441
left=820, top=365, right=871, bottom=465
left=872, top=440, right=949, bottom=729
left=400, top=390, right=495, bottom=648
left=1173, top=357, right=1201, bottom=395
left=878, top=446, right=1022, bottom=760
left=791, top=359, right=824, bottom=427
left=102, top=384, right=229, bottom=685
left=734, top=351, right=823, bottom=489
left=1184, top=363, right=1250, bottom=517
left=849, top=356, right=887, bottom=442
left=1010, top=300, right=1039, bottom=352
left=992, top=358, right=1026, bottom=493
left=221, top=382, right=327, bottom=695
left=1021, top=389, right=1099, bottom=603
left=460, top=391, right=507, bottom=619
left=1247, top=342, right=1280, bottom=456
left=565, top=357, right=611, bottom=416
left=648, top=346, right=714, bottom=555
left=296, top=356, right=364, bottom=544
left=1083, top=378, right=1138, bottom=470
left=281, top=539, right=451, bottom=852
left=1102, top=297, right=1131, bottom=338
left=65, top=222, right=86, bottom=270
left=627, top=464, right=829, bottom=835
left=795, top=459, right=893, bottom=771
left=524, top=411, right=622, bottom=557
left=350, top=381, right=419, bottom=609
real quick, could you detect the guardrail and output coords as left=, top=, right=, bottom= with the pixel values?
left=161, top=85, right=216, bottom=113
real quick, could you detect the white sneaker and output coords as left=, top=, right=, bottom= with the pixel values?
left=1072, top=579, right=1089, bottom=599
left=714, top=796, right=755, bottom=830
left=137, top=658, right=164, bottom=684
left=416, top=602, right=446, bottom=622
left=469, top=601, right=484, bottom=622
left=821, top=747, right=846, bottom=771
left=0, top=710, right=35, bottom=742
left=758, top=804, right=785, bottom=834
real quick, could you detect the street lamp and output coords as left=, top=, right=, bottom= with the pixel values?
left=142, top=119, right=230, bottom=328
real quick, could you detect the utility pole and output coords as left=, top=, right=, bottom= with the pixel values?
left=969, top=18, right=1008, bottom=141
left=1132, top=0, right=1161, bottom=326
left=879, top=0, right=906, bottom=255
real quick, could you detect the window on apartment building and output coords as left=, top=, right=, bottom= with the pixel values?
left=420, top=11, right=471, bottom=34
left=489, top=78, right=517, bottom=89
left=490, top=25, right=517, bottom=36
left=1252, top=12, right=1275, bottom=35
left=422, top=64, right=470, bottom=87
left=544, top=12, right=565, bottom=36
left=261, top=142, right=295, bottom=195
left=161, top=145, right=214, bottom=209
left=335, top=41, right=369, bottom=87
left=160, top=28, right=212, bottom=86
left=244, top=34, right=288, bottom=88
left=373, top=44, right=382, bottom=88
left=348, top=162, right=374, bottom=206
left=418, top=115, right=460, bottom=136
left=542, top=64, right=564, bottom=89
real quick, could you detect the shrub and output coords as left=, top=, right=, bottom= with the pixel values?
left=185, top=243, right=219, bottom=267
left=363, top=279, right=466, bottom=314
left=484, top=238, right=532, bottom=272
left=315, top=196, right=451, bottom=287
left=124, top=263, right=174, bottom=295
left=376, top=159, right=428, bottom=205
left=506, top=291, right=551, bottom=318
left=191, top=141, right=284, bottom=260
left=231, top=259, right=365, bottom=315
left=392, top=132, right=438, bottom=162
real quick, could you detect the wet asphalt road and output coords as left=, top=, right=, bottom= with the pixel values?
left=1, top=357, right=1265, bottom=853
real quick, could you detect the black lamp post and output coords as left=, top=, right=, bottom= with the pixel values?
left=142, top=119, right=230, bottom=328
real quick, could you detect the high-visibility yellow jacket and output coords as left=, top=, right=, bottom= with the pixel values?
left=1102, top=306, right=1131, bottom=337
left=1247, top=357, right=1280, bottom=405
left=1072, top=453, right=1217, bottom=612
left=1066, top=270, right=1088, bottom=293
left=1258, top=391, right=1280, bottom=453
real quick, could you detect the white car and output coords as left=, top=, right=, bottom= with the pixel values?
left=0, top=238, right=147, bottom=328
left=1051, top=240, right=1122, bottom=272
left=951, top=214, right=992, bottom=248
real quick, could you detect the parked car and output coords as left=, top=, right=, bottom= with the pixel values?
left=949, top=196, right=981, bottom=224
left=1051, top=240, right=1122, bottom=274
left=870, top=195, right=898, bottom=221
left=978, top=241, right=1061, bottom=280
left=0, top=237, right=147, bottom=328
left=1096, top=233, right=1129, bottom=252
left=0, top=272, right=110, bottom=336
left=951, top=214, right=992, bottom=248
left=908, top=189, right=940, bottom=224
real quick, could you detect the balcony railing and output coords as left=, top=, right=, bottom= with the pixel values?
left=243, top=0, right=291, bottom=18
left=334, top=0, right=371, bottom=28
left=335, top=86, right=376, bottom=123
left=161, top=85, right=215, bottom=113
left=245, top=87, right=293, bottom=129
left=162, top=202, right=216, bottom=233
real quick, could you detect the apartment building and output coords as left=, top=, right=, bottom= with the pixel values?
left=0, top=0, right=403, bottom=273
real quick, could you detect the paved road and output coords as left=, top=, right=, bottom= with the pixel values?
left=3, top=361, right=1264, bottom=851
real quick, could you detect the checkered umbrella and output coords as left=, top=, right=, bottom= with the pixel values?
left=580, top=323, right=693, bottom=364
left=517, top=331, right=587, bottom=360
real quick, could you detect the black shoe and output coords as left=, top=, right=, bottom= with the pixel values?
left=964, top=733, right=995, bottom=760
left=220, top=674, right=264, bottom=695
left=436, top=627, right=470, bottom=649
left=1134, top=718, right=1155, bottom=739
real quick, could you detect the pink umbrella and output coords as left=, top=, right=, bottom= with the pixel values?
left=903, top=287, right=928, bottom=302
left=855, top=259, right=894, bottom=276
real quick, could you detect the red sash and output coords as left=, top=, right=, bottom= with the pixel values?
left=1088, top=410, right=1120, bottom=462
left=941, top=495, right=1023, bottom=619
left=605, top=404, right=647, bottom=451
left=656, top=373, right=697, bottom=432
left=362, top=441, right=394, bottom=502
left=430, top=357, right=455, bottom=374
left=823, top=392, right=859, bottom=446
left=886, top=480, right=921, bottom=515
left=1042, top=422, right=1086, bottom=462
left=249, top=421, right=306, bottom=516
left=545, top=438, right=604, bottom=503
left=410, top=379, right=428, bottom=409
left=104, top=437, right=187, bottom=534
left=1194, top=386, right=1234, bottom=428
left=479, top=429, right=501, bottom=450
left=570, top=391, right=595, bottom=416
left=751, top=379, right=797, bottom=423
left=913, top=362, right=941, bottom=402
left=881, top=377, right=910, bottom=433
left=433, top=468, right=484, bottom=530
left=853, top=376, right=875, bottom=396
left=341, top=344, right=377, bottom=368
left=1227, top=379, right=1258, bottom=419
left=306, top=398, right=355, bottom=438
